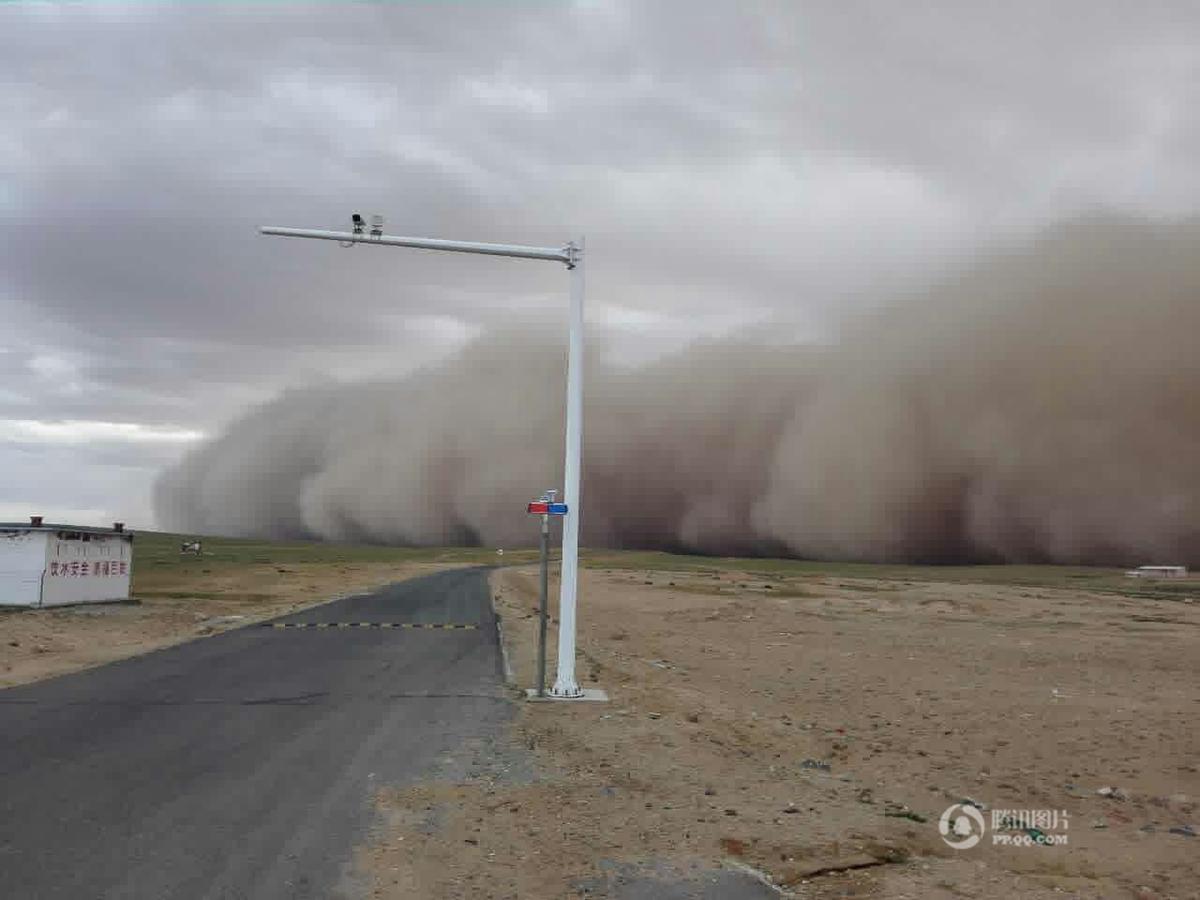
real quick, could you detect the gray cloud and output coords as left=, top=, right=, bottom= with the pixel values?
left=1, top=1, right=1198, bottom=531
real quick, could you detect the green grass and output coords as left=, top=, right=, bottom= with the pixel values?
left=579, top=550, right=1198, bottom=601
left=128, top=532, right=1198, bottom=603
left=131, top=531, right=539, bottom=597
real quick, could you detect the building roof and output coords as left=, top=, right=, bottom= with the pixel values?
left=0, top=523, right=133, bottom=537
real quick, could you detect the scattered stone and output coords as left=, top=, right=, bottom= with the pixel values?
left=783, top=803, right=799, bottom=814
left=1168, top=825, right=1196, bottom=838
left=720, top=837, right=748, bottom=857
left=780, top=846, right=908, bottom=880
left=800, top=759, right=832, bottom=773
left=32, top=645, right=49, bottom=654
left=8, top=640, right=18, bottom=647
left=686, top=712, right=700, bottom=723
left=884, top=809, right=928, bottom=823
left=647, top=712, right=662, bottom=720
left=724, top=808, right=738, bottom=816
left=704, top=788, right=716, bottom=796
left=1090, top=819, right=1108, bottom=829
left=1097, top=786, right=1127, bottom=800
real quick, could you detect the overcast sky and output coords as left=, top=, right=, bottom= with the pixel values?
left=1, top=0, right=1197, bottom=529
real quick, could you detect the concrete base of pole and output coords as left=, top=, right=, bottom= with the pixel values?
left=525, top=687, right=608, bottom=702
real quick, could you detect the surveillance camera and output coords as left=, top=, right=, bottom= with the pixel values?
left=351, top=213, right=364, bottom=235
left=370, top=214, right=384, bottom=237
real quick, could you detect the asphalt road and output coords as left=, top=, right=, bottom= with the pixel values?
left=0, top=567, right=508, bottom=900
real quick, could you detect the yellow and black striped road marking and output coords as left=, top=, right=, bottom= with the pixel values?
left=263, top=622, right=478, bottom=630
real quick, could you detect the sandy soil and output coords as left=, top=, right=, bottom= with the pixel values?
left=364, top=565, right=1200, bottom=899
left=0, top=560, right=460, bottom=688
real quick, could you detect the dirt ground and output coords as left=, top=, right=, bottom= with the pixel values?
left=0, top=560, right=459, bottom=688
left=365, top=565, right=1200, bottom=899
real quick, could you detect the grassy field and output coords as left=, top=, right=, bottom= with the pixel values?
left=131, top=531, right=538, bottom=600
left=581, top=549, right=1200, bottom=601
left=130, top=531, right=1198, bottom=603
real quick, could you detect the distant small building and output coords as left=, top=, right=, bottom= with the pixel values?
left=0, top=517, right=133, bottom=608
left=1124, top=565, right=1188, bottom=579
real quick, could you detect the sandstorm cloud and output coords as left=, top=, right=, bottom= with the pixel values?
left=155, top=214, right=1200, bottom=565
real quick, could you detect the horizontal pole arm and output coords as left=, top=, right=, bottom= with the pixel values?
left=259, top=226, right=572, bottom=264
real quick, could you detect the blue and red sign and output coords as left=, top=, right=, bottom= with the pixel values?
left=527, top=501, right=569, bottom=516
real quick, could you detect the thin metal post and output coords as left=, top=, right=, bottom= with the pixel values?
left=552, top=239, right=584, bottom=697
left=537, top=513, right=549, bottom=698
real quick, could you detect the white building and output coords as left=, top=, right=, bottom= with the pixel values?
left=1124, top=565, right=1188, bottom=579
left=0, top=517, right=133, bottom=608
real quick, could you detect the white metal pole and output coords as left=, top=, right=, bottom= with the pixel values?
left=258, top=226, right=570, bottom=264
left=552, top=238, right=585, bottom=698
left=260, top=222, right=590, bottom=699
